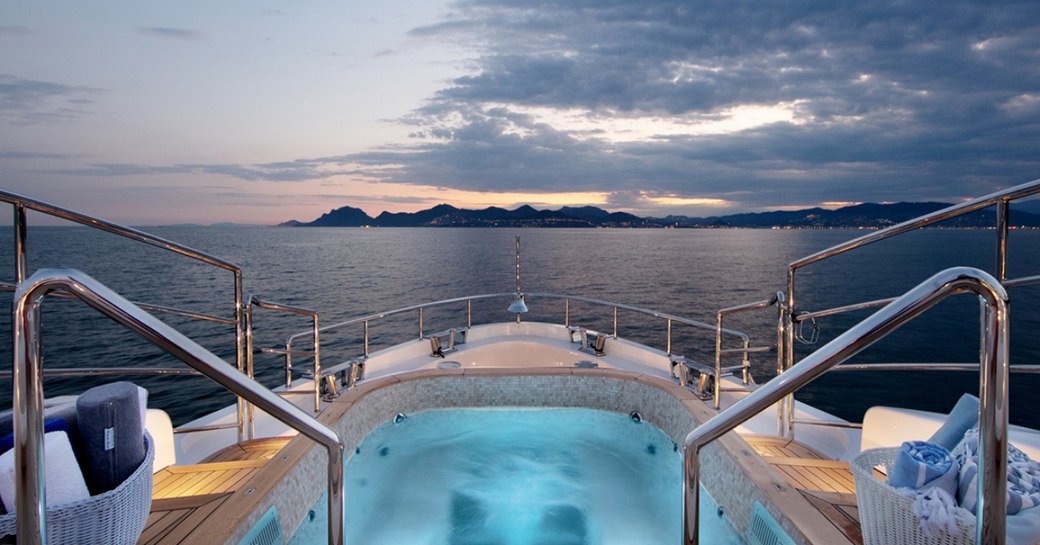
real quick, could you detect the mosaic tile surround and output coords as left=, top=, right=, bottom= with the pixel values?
left=220, top=369, right=814, bottom=545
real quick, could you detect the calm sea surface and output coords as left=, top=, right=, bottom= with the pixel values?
left=1, top=226, right=1038, bottom=429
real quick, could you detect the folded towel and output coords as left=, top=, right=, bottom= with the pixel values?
left=0, top=431, right=90, bottom=512
left=953, top=425, right=1040, bottom=515
left=928, top=393, right=979, bottom=450
left=0, top=417, right=68, bottom=455
left=889, top=440, right=959, bottom=497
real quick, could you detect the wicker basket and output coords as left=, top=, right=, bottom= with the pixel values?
left=851, top=447, right=975, bottom=545
left=0, top=432, right=154, bottom=545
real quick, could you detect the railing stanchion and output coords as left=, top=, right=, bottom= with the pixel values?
left=612, top=306, right=618, bottom=337
left=243, top=298, right=256, bottom=440
left=235, top=271, right=246, bottom=442
left=782, top=268, right=796, bottom=438
left=683, top=444, right=701, bottom=545
left=977, top=297, right=1010, bottom=545
left=14, top=204, right=27, bottom=283
left=996, top=197, right=1009, bottom=282
left=775, top=292, right=785, bottom=382
left=312, top=313, right=321, bottom=412
left=12, top=286, right=46, bottom=545
left=666, top=318, right=672, bottom=355
left=714, top=313, right=722, bottom=409
left=284, top=340, right=294, bottom=388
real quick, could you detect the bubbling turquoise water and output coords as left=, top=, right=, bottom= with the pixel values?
left=288, top=408, right=745, bottom=545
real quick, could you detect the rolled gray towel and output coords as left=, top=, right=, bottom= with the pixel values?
left=76, top=382, right=145, bottom=494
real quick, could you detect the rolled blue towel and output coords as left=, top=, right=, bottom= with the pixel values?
left=889, top=440, right=959, bottom=498
left=927, top=393, right=979, bottom=451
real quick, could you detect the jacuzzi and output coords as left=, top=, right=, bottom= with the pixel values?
left=209, top=367, right=819, bottom=545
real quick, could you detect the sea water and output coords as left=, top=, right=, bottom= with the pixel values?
left=288, top=408, right=744, bottom=545
left=0, top=226, right=1038, bottom=429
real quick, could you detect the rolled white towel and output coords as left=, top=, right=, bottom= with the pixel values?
left=0, top=430, right=91, bottom=512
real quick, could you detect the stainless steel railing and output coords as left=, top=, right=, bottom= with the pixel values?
left=712, top=292, right=783, bottom=410
left=684, top=267, right=1010, bottom=545
left=285, top=291, right=752, bottom=382
left=12, top=268, right=344, bottom=545
left=777, top=178, right=1040, bottom=438
left=244, top=295, right=321, bottom=436
left=0, top=189, right=252, bottom=441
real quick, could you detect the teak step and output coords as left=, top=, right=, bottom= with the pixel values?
left=742, top=434, right=828, bottom=459
left=140, top=438, right=293, bottom=545
left=743, top=434, right=863, bottom=545
left=138, top=493, right=234, bottom=545
left=199, top=436, right=292, bottom=463
left=766, top=457, right=856, bottom=494
left=151, top=459, right=269, bottom=499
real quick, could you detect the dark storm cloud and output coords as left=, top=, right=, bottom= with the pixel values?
left=50, top=1, right=1040, bottom=212
left=371, top=0, right=1040, bottom=210
left=0, top=75, right=102, bottom=125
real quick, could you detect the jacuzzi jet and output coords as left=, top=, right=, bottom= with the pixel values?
left=394, top=413, right=407, bottom=423
left=629, top=411, right=642, bottom=423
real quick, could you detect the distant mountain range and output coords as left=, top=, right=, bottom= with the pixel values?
left=280, top=201, right=1040, bottom=229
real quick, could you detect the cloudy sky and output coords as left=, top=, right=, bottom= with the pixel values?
left=2, top=1, right=1039, bottom=225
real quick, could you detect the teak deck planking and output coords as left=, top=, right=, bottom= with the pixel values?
left=137, top=438, right=291, bottom=545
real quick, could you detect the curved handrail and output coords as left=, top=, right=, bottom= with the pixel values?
left=779, top=178, right=1040, bottom=437
left=245, top=295, right=321, bottom=430
left=286, top=291, right=750, bottom=368
left=12, top=269, right=344, bottom=545
left=788, top=178, right=1040, bottom=273
left=0, top=190, right=240, bottom=273
left=1, top=189, right=250, bottom=441
left=683, top=267, right=1010, bottom=545
left=713, top=293, right=783, bottom=410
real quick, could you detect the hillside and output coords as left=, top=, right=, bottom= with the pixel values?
left=281, top=201, right=1040, bottom=228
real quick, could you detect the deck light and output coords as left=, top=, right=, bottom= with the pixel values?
left=508, top=292, right=528, bottom=314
